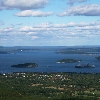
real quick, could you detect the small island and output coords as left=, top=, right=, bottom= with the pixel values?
left=95, top=56, right=100, bottom=60
left=0, top=51, right=8, bottom=54
left=11, top=63, right=38, bottom=68
left=56, top=59, right=82, bottom=63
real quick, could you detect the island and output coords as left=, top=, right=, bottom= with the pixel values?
left=95, top=56, right=100, bottom=60
left=11, top=63, right=38, bottom=68
left=56, top=59, right=82, bottom=63
left=0, top=51, right=8, bottom=54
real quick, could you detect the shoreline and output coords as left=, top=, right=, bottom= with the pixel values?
left=1, top=71, right=100, bottom=75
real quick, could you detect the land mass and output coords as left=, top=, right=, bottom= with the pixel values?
left=0, top=72, right=100, bottom=100
left=95, top=56, right=100, bottom=60
left=11, top=63, right=38, bottom=68
left=56, top=59, right=82, bottom=63
left=0, top=51, right=8, bottom=54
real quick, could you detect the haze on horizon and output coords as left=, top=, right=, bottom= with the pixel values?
left=0, top=0, right=100, bottom=46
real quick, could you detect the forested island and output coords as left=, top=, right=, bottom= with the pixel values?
left=0, top=51, right=8, bottom=54
left=56, top=59, right=82, bottom=63
left=95, top=56, right=100, bottom=60
left=0, top=72, right=100, bottom=100
left=11, top=63, right=38, bottom=68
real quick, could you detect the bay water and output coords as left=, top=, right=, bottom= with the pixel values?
left=0, top=46, right=100, bottom=73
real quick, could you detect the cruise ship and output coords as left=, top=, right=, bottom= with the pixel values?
left=75, top=63, right=95, bottom=68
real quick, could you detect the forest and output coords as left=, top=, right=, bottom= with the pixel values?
left=0, top=72, right=100, bottom=100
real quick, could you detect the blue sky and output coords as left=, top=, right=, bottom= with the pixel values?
left=0, top=0, right=100, bottom=46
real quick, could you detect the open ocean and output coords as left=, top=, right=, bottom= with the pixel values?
left=0, top=46, right=100, bottom=73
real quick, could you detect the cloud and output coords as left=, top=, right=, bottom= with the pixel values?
left=0, top=27, right=14, bottom=33
left=0, top=21, right=100, bottom=45
left=0, top=6, right=5, bottom=10
left=57, top=4, right=100, bottom=16
left=32, top=36, right=38, bottom=40
left=67, top=0, right=88, bottom=5
left=15, top=10, right=54, bottom=17
left=1, top=21, right=100, bottom=34
left=0, top=0, right=48, bottom=10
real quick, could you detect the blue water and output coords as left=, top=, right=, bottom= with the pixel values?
left=0, top=46, right=100, bottom=73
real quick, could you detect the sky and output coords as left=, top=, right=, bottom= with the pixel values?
left=0, top=0, right=100, bottom=46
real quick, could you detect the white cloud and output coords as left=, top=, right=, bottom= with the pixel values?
left=32, top=36, right=38, bottom=40
left=18, top=26, right=33, bottom=32
left=67, top=0, right=88, bottom=5
left=0, top=0, right=48, bottom=10
left=58, top=4, right=100, bottom=16
left=0, top=21, right=100, bottom=44
left=0, top=27, right=14, bottom=33
left=38, top=22, right=53, bottom=27
left=27, top=32, right=37, bottom=35
left=0, top=6, right=5, bottom=10
left=15, top=10, right=54, bottom=17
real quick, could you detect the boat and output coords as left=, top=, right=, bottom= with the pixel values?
left=75, top=64, right=84, bottom=68
left=75, top=63, right=95, bottom=68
